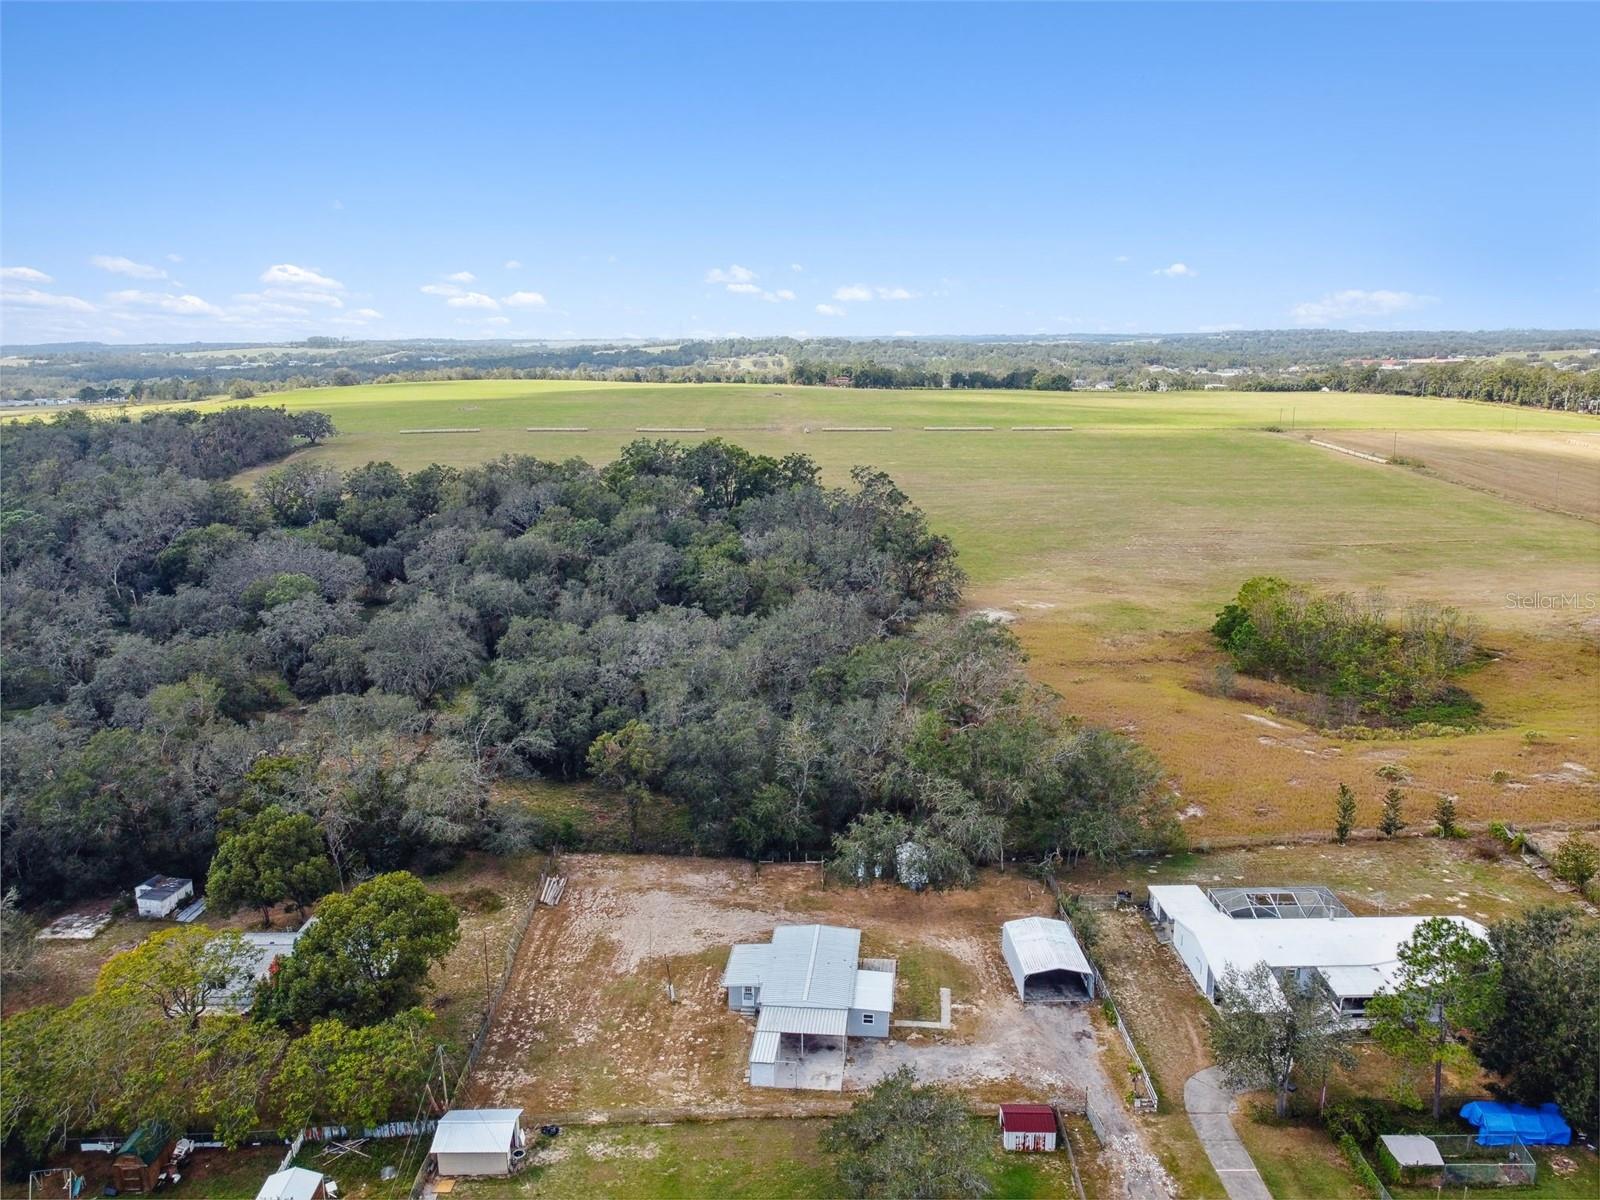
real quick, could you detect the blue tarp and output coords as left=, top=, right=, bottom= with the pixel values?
left=1459, top=1101, right=1572, bottom=1146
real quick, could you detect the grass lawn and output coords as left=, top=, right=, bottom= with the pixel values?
left=1231, top=1111, right=1368, bottom=1199
left=450, top=1118, right=1076, bottom=1200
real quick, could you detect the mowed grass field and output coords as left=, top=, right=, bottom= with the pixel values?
left=27, top=380, right=1599, bottom=840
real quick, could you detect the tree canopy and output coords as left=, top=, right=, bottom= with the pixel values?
left=821, top=1066, right=992, bottom=1198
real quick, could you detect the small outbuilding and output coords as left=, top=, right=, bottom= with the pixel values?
left=1377, top=1135, right=1445, bottom=1187
left=112, top=1121, right=176, bottom=1194
left=1001, top=917, right=1095, bottom=1003
left=429, top=1107, right=527, bottom=1177
left=998, top=1104, right=1058, bottom=1152
left=134, top=875, right=194, bottom=919
left=255, top=1166, right=333, bottom=1200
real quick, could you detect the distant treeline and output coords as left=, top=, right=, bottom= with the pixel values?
left=6, top=329, right=1596, bottom=412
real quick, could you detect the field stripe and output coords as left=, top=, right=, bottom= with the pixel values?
left=397, top=427, right=481, bottom=434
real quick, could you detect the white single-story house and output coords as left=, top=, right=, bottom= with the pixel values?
left=134, top=875, right=194, bottom=918
left=998, top=1103, right=1059, bottom=1152
left=209, top=919, right=317, bottom=1013
left=723, top=924, right=895, bottom=1090
left=1148, top=884, right=1488, bottom=1021
left=1001, top=917, right=1095, bottom=1003
left=255, top=1166, right=332, bottom=1200
left=428, top=1108, right=526, bottom=1177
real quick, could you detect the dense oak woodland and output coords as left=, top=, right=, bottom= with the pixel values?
left=0, top=408, right=1178, bottom=910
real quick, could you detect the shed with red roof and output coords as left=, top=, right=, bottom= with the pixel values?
left=998, top=1103, right=1058, bottom=1152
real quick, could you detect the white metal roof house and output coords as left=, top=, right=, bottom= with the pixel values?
left=254, top=1166, right=332, bottom=1200
left=1148, top=884, right=1488, bottom=1021
left=722, top=924, right=895, bottom=1090
left=1001, top=917, right=1095, bottom=1003
left=428, top=1108, right=526, bottom=1177
left=134, top=875, right=194, bottom=919
left=213, top=920, right=316, bottom=1013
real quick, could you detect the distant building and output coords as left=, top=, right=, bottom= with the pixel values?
left=133, top=876, right=194, bottom=919
left=998, top=1104, right=1059, bottom=1152
left=428, top=1108, right=527, bottom=1177
left=1148, top=884, right=1486, bottom=1023
left=723, top=924, right=894, bottom=1090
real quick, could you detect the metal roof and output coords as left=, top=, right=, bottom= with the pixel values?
left=721, top=943, right=772, bottom=988
left=429, top=1108, right=523, bottom=1155
left=756, top=1005, right=849, bottom=1036
left=999, top=1104, right=1058, bottom=1134
left=135, top=875, right=192, bottom=901
left=1149, top=885, right=1488, bottom=984
left=255, top=1167, right=327, bottom=1200
left=1379, top=1135, right=1444, bottom=1168
left=852, top=968, right=895, bottom=1012
left=758, top=925, right=860, bottom=1009
left=1317, top=963, right=1390, bottom=999
left=749, top=1031, right=781, bottom=1064
left=1002, top=917, right=1093, bottom=978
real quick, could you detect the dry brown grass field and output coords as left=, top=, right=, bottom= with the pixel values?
left=1305, top=427, right=1600, bottom=521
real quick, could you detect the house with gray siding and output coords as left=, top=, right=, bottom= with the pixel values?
left=722, top=924, right=894, bottom=1090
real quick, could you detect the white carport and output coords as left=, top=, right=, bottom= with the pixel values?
left=1001, top=917, right=1095, bottom=1003
left=429, top=1108, right=526, bottom=1177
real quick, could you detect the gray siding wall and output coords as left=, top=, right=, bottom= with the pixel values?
left=436, top=1151, right=509, bottom=1177
left=727, top=984, right=759, bottom=1011
left=847, top=1008, right=889, bottom=1038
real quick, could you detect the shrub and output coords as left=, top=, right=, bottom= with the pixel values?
left=1551, top=833, right=1599, bottom=892
left=1212, top=577, right=1480, bottom=727
left=1376, top=763, right=1408, bottom=782
left=1433, top=794, right=1462, bottom=838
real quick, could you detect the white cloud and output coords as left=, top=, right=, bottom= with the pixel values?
left=1, top=286, right=95, bottom=312
left=833, top=284, right=916, bottom=302
left=260, top=263, right=344, bottom=291
left=1114, top=255, right=1130, bottom=264
left=503, top=259, right=523, bottom=270
left=420, top=283, right=462, bottom=297
left=790, top=263, right=805, bottom=272
left=484, top=316, right=511, bottom=326
left=446, top=291, right=499, bottom=310
left=107, top=289, right=224, bottom=316
left=815, top=303, right=846, bottom=317
left=706, top=264, right=757, bottom=285
left=91, top=255, right=167, bottom=280
left=503, top=291, right=548, bottom=308
left=446, top=271, right=476, bottom=284
left=773, top=289, right=796, bottom=302
left=726, top=282, right=762, bottom=295
left=1154, top=262, right=1197, bottom=278
left=262, top=287, right=344, bottom=308
left=349, top=308, right=383, bottom=320
left=1, top=266, right=53, bottom=283
left=1290, top=289, right=1434, bottom=327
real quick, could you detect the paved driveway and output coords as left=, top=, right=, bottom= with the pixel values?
left=1184, top=1067, right=1273, bottom=1200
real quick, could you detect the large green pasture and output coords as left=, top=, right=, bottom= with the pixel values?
left=32, top=381, right=1598, bottom=629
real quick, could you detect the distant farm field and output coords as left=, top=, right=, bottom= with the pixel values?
left=26, top=380, right=1598, bottom=840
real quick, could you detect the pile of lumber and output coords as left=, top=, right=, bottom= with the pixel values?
left=538, top=876, right=566, bottom=907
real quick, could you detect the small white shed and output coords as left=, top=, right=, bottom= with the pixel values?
left=1001, top=917, right=1094, bottom=1003
left=429, top=1108, right=526, bottom=1177
left=134, top=875, right=195, bottom=919
left=255, top=1166, right=331, bottom=1200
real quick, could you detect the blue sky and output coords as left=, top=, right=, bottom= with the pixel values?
left=2, top=2, right=1596, bottom=344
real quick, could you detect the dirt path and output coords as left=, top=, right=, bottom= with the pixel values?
left=852, top=1006, right=1175, bottom=1199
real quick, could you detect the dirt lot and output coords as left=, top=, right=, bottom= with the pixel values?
left=462, top=853, right=1173, bottom=1197
left=1306, top=428, right=1600, bottom=522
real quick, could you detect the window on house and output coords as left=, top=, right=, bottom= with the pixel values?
left=742, top=986, right=754, bottom=1003
left=861, top=1012, right=875, bottom=1025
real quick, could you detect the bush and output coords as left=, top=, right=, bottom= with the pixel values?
left=1212, top=577, right=1481, bottom=727
left=1323, top=1097, right=1387, bottom=1147
left=1338, top=1133, right=1387, bottom=1195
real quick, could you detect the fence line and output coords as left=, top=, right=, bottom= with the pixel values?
left=1041, top=874, right=1160, bottom=1112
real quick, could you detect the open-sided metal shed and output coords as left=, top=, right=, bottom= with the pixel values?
left=1001, top=917, right=1094, bottom=1003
